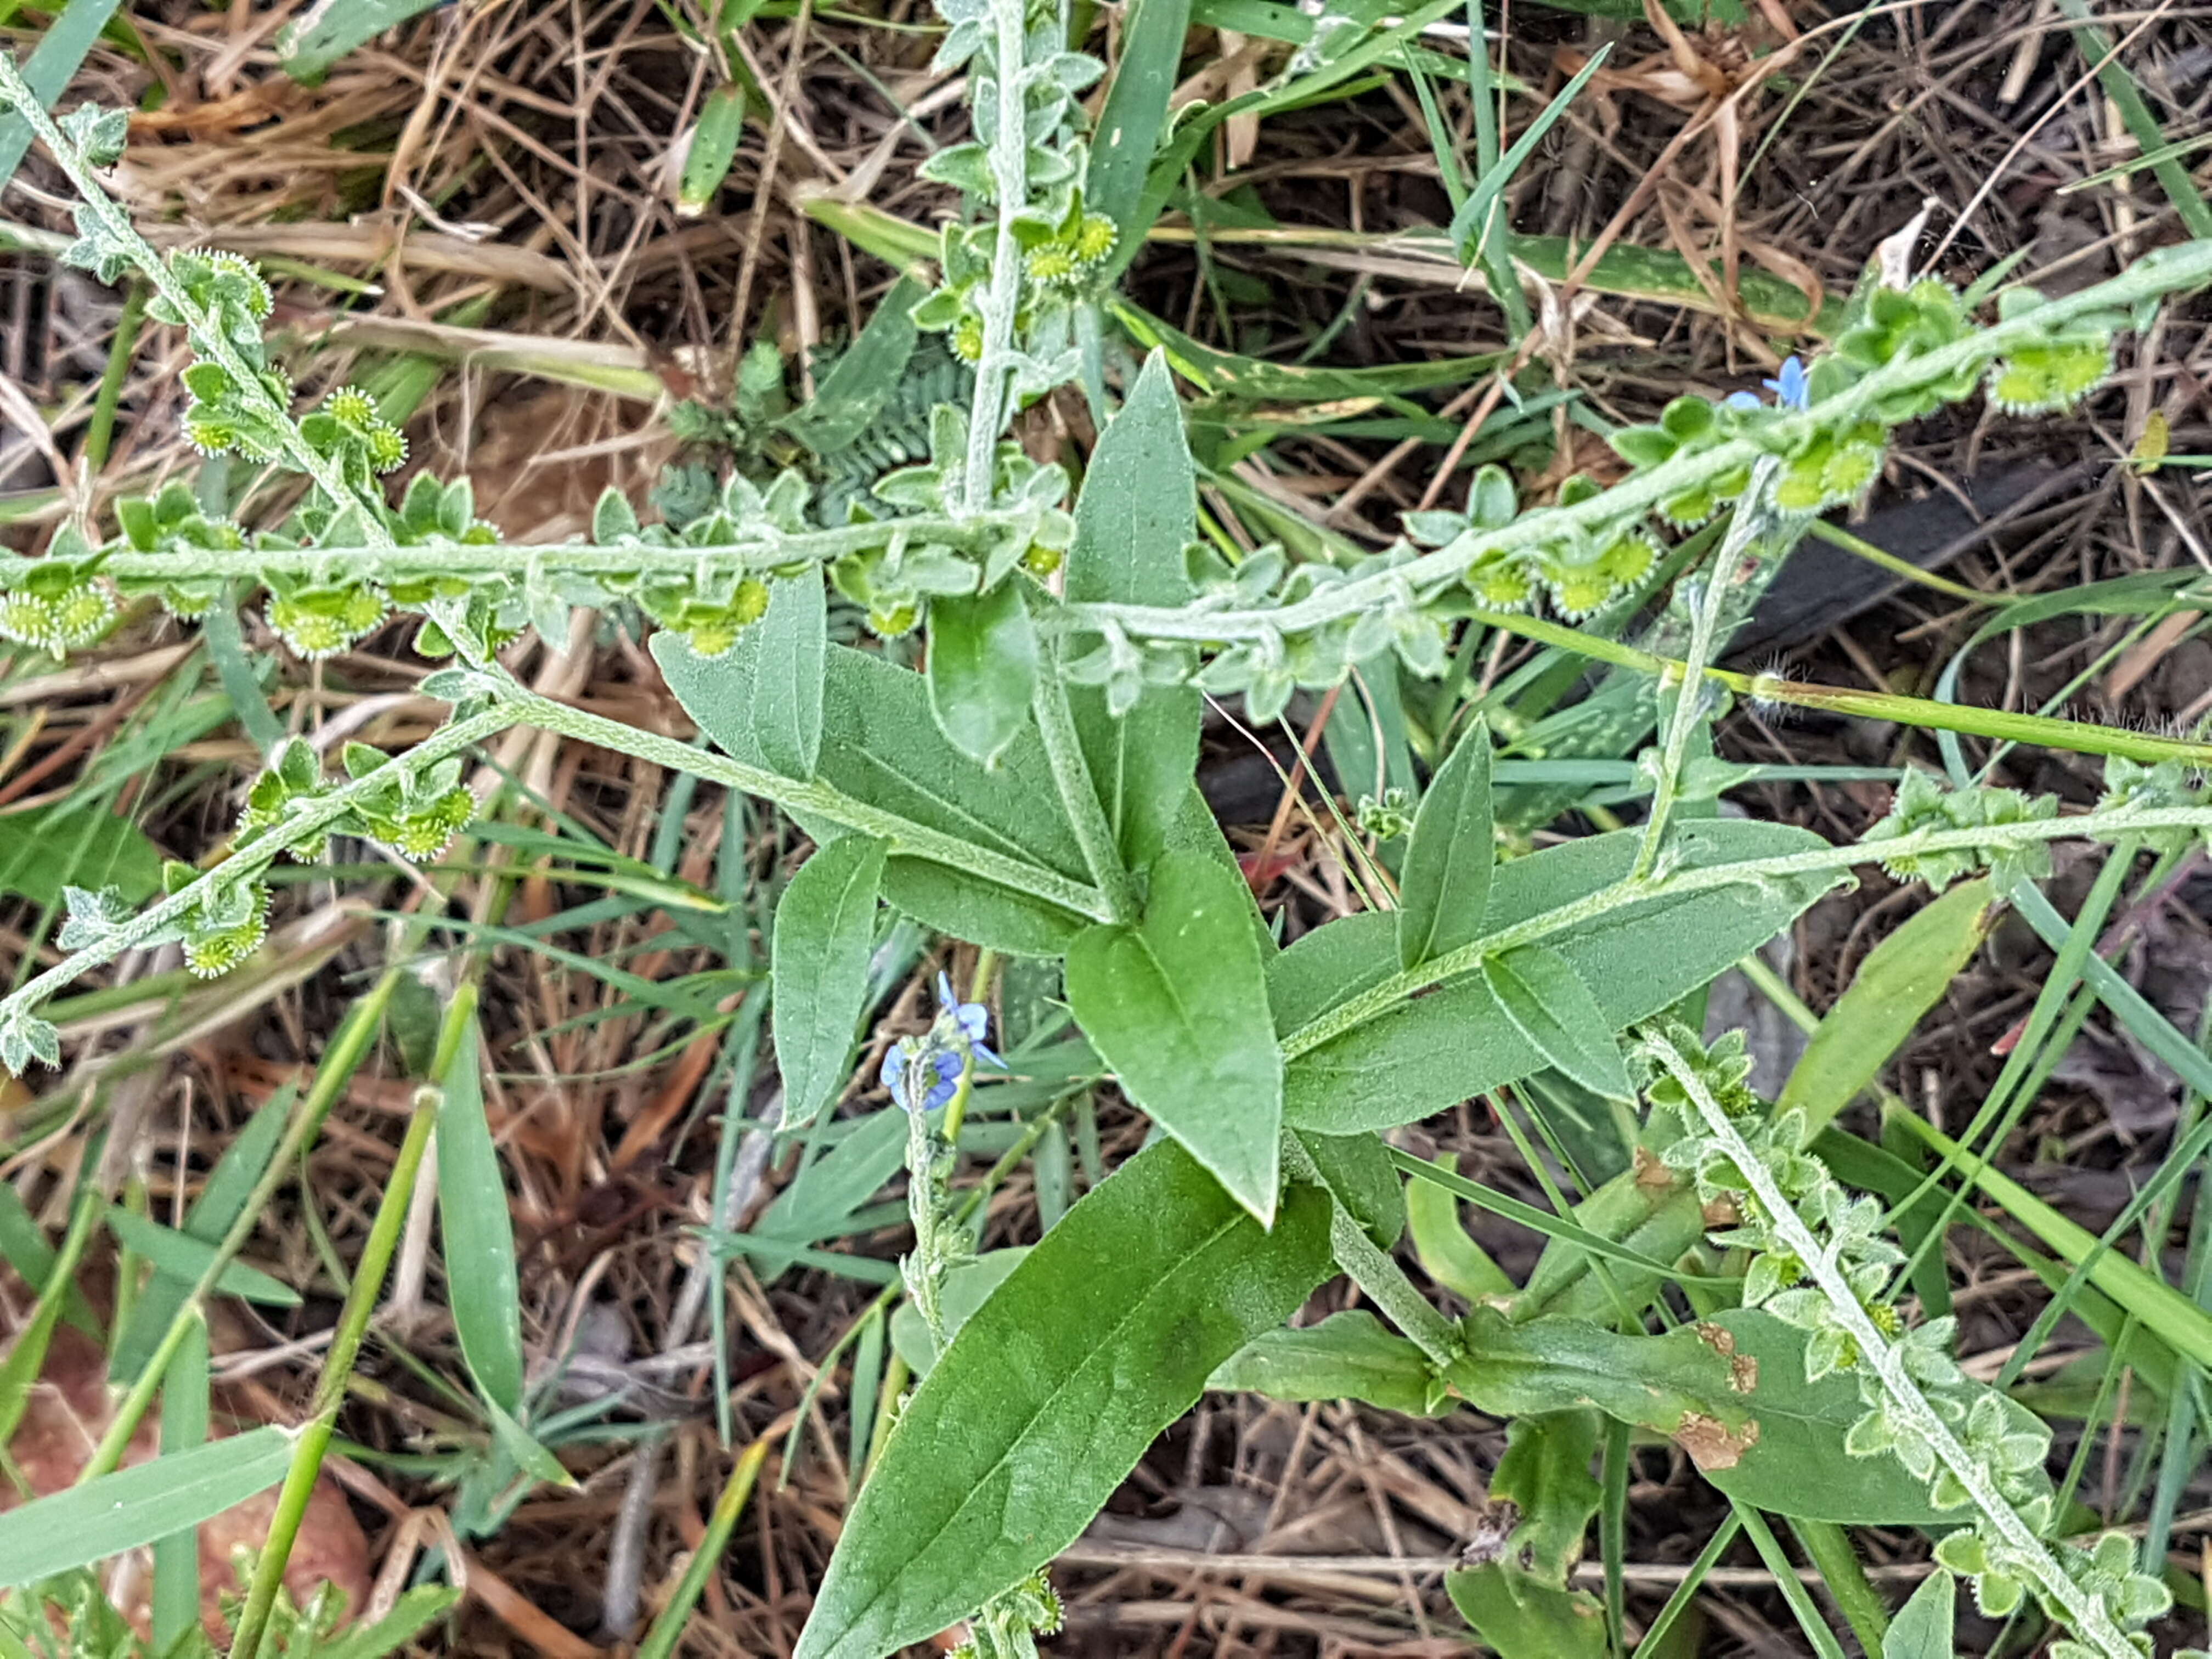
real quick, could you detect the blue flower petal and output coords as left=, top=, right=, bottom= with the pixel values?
left=935, top=970, right=957, bottom=1011
left=881, top=1047, right=907, bottom=1091
left=1764, top=356, right=1809, bottom=410
left=1723, top=390, right=1762, bottom=412
left=954, top=1002, right=989, bottom=1045
left=970, top=1040, right=1005, bottom=1070
left=933, top=1051, right=964, bottom=1084
left=924, top=1078, right=958, bottom=1110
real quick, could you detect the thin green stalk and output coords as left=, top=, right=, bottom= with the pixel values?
left=1647, top=1029, right=2137, bottom=1658
left=2052, top=0, right=2212, bottom=240
left=80, top=278, right=145, bottom=475
left=0, top=1184, right=103, bottom=1453
left=1740, top=1508, right=1848, bottom=1659
left=635, top=1436, right=772, bottom=1659
left=1807, top=516, right=2003, bottom=607
left=1027, top=656, right=1136, bottom=922
left=77, top=972, right=403, bottom=1483
left=228, top=1080, right=440, bottom=1659
left=1791, top=1517, right=1890, bottom=1655
left=1634, top=466, right=1769, bottom=879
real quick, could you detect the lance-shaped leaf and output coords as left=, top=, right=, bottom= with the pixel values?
left=792, top=1140, right=1331, bottom=1659
left=1398, top=718, right=1493, bottom=969
left=1066, top=849, right=1284, bottom=1222
left=772, top=835, right=887, bottom=1130
left=1481, top=944, right=1632, bottom=1101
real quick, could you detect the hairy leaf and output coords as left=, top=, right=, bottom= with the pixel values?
left=926, top=579, right=1038, bottom=766
left=1697, top=1310, right=1948, bottom=1524
left=1274, top=821, right=1844, bottom=1132
left=1066, top=351, right=1200, bottom=874
left=1446, top=1564, right=1607, bottom=1659
left=1777, top=877, right=1993, bottom=1138
left=1067, top=849, right=1284, bottom=1222
left=773, top=835, right=887, bottom=1130
left=1482, top=944, right=1631, bottom=1101
left=1398, top=718, right=1493, bottom=968
left=1209, top=1311, right=1448, bottom=1416
left=793, top=1140, right=1331, bottom=1659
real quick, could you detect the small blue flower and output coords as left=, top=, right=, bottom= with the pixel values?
left=882, top=973, right=1005, bottom=1111
left=1723, top=390, right=1762, bottom=413
left=1763, top=356, right=1809, bottom=410
left=935, top=970, right=1002, bottom=1069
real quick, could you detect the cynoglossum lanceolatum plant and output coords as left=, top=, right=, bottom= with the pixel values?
left=8, top=15, right=2212, bottom=1657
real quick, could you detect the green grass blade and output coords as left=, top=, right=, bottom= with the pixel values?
left=0, top=0, right=127, bottom=188
left=433, top=1007, right=526, bottom=1414
left=0, top=1426, right=294, bottom=1587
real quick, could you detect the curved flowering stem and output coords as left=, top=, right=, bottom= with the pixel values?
left=0, top=706, right=515, bottom=1063
left=1640, top=1025, right=2139, bottom=1658
left=1045, top=240, right=2212, bottom=651
left=1633, top=455, right=1784, bottom=880
left=960, top=0, right=1037, bottom=507
left=0, top=51, right=391, bottom=539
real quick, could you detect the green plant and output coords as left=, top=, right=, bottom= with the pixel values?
left=8, top=10, right=2212, bottom=1659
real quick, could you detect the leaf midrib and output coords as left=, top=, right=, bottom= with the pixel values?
left=816, top=1199, right=1256, bottom=1657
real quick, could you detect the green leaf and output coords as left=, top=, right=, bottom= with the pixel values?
left=1274, top=821, right=1845, bottom=1133
left=1397, top=718, right=1493, bottom=969
left=879, top=857, right=1082, bottom=957
left=1446, top=1310, right=1754, bottom=1458
left=1406, top=1153, right=1514, bottom=1302
left=435, top=1022, right=526, bottom=1414
left=0, top=1426, right=293, bottom=1588
left=793, top=1139, right=1332, bottom=1659
left=658, top=637, right=1090, bottom=899
left=1067, top=351, right=1201, bottom=874
left=1776, top=878, right=1994, bottom=1138
left=778, top=279, right=924, bottom=456
left=772, top=835, right=887, bottom=1130
left=103, top=1208, right=298, bottom=1306
left=313, top=1585, right=465, bottom=1659
left=1293, top=1128, right=1403, bottom=1250
left=1697, top=1310, right=1949, bottom=1524
left=1482, top=944, right=1631, bottom=1101
left=678, top=84, right=746, bottom=216
left=1491, top=1412, right=1601, bottom=1584
left=0, top=0, right=129, bottom=187
left=1066, top=849, right=1284, bottom=1222
left=1446, top=1564, right=1609, bottom=1659
left=0, top=802, right=161, bottom=904
left=0, top=1184, right=98, bottom=1337
left=926, top=579, right=1039, bottom=767
left=1882, top=1570, right=1955, bottom=1659
left=888, top=1247, right=1031, bottom=1376
left=752, top=575, right=827, bottom=778
left=1207, top=1310, right=1449, bottom=1416
left=276, top=0, right=442, bottom=80
left=1086, top=0, right=1193, bottom=266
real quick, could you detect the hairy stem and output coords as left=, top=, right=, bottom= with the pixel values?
left=1028, top=652, right=1137, bottom=922
left=0, top=52, right=388, bottom=535
left=960, top=0, right=1034, bottom=508
left=1633, top=460, right=1777, bottom=879
left=0, top=707, right=514, bottom=1030
left=1645, top=1028, right=2135, bottom=1658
